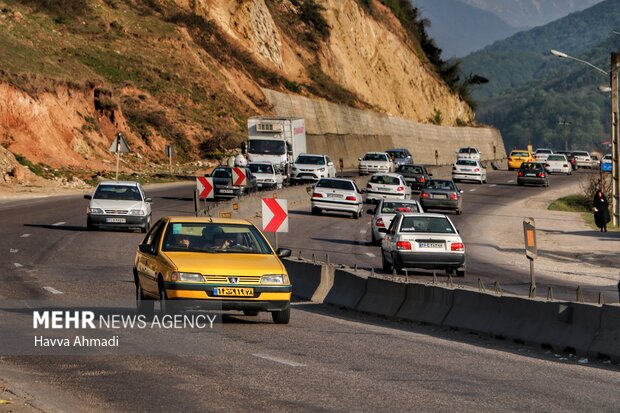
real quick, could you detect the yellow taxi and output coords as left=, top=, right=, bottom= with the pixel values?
left=133, top=217, right=292, bottom=324
left=507, top=149, right=535, bottom=171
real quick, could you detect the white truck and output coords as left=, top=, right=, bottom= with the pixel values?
left=246, top=117, right=307, bottom=184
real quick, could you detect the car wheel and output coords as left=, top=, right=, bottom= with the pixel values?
left=159, top=280, right=177, bottom=316
left=456, top=268, right=465, bottom=277
left=371, top=231, right=379, bottom=245
left=86, top=221, right=96, bottom=231
left=311, top=208, right=321, bottom=216
left=518, top=181, right=524, bottom=186
left=352, top=211, right=359, bottom=219
left=455, top=209, right=462, bottom=215
left=381, top=251, right=392, bottom=273
left=243, top=310, right=259, bottom=316
left=136, top=281, right=154, bottom=317
left=141, top=216, right=151, bottom=233
left=271, top=308, right=290, bottom=324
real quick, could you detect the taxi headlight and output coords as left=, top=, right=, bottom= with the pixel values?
left=87, top=207, right=105, bottom=214
left=129, top=209, right=146, bottom=216
left=170, top=272, right=204, bottom=282
left=261, top=274, right=289, bottom=284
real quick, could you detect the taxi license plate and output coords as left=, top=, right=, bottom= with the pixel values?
left=213, top=287, right=254, bottom=297
left=419, top=242, right=443, bottom=249
left=106, top=218, right=126, bottom=223
left=220, top=189, right=234, bottom=194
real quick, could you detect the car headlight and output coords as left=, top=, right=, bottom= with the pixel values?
left=265, top=179, right=275, bottom=183
left=170, top=272, right=204, bottom=282
left=87, top=207, right=104, bottom=214
left=317, top=168, right=325, bottom=172
left=261, top=274, right=289, bottom=284
left=129, top=209, right=146, bottom=216
left=291, top=166, right=297, bottom=171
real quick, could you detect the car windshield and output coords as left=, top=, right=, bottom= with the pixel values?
left=380, top=201, right=420, bottom=214
left=370, top=175, right=400, bottom=185
left=316, top=179, right=355, bottom=191
left=424, top=180, right=456, bottom=191
left=387, top=151, right=406, bottom=158
left=398, top=165, right=424, bottom=174
left=459, top=148, right=477, bottom=154
left=93, top=185, right=142, bottom=201
left=603, top=155, right=612, bottom=160
left=212, top=168, right=231, bottom=178
left=399, top=216, right=456, bottom=234
left=363, top=153, right=388, bottom=161
left=296, top=155, right=325, bottom=165
left=248, top=163, right=273, bottom=174
left=511, top=151, right=529, bottom=157
left=161, top=223, right=272, bottom=254
left=456, top=160, right=477, bottom=166
left=248, top=139, right=286, bottom=155
left=547, top=155, right=565, bottom=161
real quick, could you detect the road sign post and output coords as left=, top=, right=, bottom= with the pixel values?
left=262, top=198, right=288, bottom=250
left=523, top=218, right=537, bottom=298
left=165, top=145, right=175, bottom=176
left=108, top=132, right=130, bottom=181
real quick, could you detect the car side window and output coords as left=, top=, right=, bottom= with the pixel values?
left=387, top=216, right=400, bottom=235
left=144, top=220, right=165, bottom=247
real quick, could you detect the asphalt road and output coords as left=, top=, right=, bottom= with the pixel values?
left=1, top=175, right=619, bottom=412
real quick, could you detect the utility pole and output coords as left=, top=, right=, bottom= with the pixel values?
left=611, top=53, right=620, bottom=226
left=558, top=119, right=571, bottom=152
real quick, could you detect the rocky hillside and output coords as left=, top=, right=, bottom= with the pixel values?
left=0, top=0, right=473, bottom=184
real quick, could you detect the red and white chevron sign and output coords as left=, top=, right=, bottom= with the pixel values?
left=196, top=177, right=214, bottom=199
left=262, top=198, right=288, bottom=233
left=232, top=167, right=247, bottom=186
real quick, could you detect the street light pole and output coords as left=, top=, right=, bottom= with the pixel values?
left=550, top=48, right=620, bottom=227
left=558, top=119, right=570, bottom=152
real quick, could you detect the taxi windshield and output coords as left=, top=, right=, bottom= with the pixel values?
left=161, top=223, right=272, bottom=254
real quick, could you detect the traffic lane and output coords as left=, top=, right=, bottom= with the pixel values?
left=5, top=304, right=620, bottom=412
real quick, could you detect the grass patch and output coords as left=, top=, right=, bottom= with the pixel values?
left=547, top=194, right=591, bottom=212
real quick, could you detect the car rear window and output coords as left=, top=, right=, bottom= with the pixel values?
left=519, top=163, right=543, bottom=171
left=399, top=216, right=456, bottom=234
left=162, top=223, right=271, bottom=254
left=370, top=175, right=400, bottom=185
left=212, top=168, right=232, bottom=178
left=380, top=201, right=420, bottom=214
left=510, top=151, right=529, bottom=157
left=424, top=180, right=456, bottom=191
left=547, top=155, right=565, bottom=161
left=536, top=149, right=552, bottom=154
left=573, top=151, right=589, bottom=157
left=456, top=159, right=477, bottom=166
left=363, top=153, right=389, bottom=161
left=93, top=185, right=142, bottom=201
left=316, top=179, right=355, bottom=191
left=398, top=165, right=424, bottom=174
left=296, top=155, right=325, bottom=165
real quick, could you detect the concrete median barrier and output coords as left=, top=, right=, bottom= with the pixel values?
left=355, top=277, right=407, bottom=317
left=282, top=259, right=322, bottom=301
left=589, top=304, right=620, bottom=361
left=396, top=284, right=455, bottom=325
left=442, top=289, right=502, bottom=336
left=323, top=269, right=368, bottom=310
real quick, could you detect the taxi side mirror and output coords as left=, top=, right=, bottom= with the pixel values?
left=276, top=248, right=291, bottom=258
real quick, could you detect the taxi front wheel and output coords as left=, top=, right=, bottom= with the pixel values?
left=272, top=308, right=290, bottom=324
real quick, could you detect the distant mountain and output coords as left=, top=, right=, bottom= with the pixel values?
left=459, top=0, right=604, bottom=28
left=413, top=0, right=522, bottom=58
left=459, top=0, right=620, bottom=151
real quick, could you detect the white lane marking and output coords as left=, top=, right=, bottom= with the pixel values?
left=365, top=252, right=376, bottom=258
left=469, top=189, right=476, bottom=192
left=13, top=263, right=23, bottom=268
left=20, top=233, right=31, bottom=238
left=9, top=248, right=18, bottom=253
left=52, top=222, right=66, bottom=226
left=253, top=353, right=306, bottom=367
left=43, top=287, right=64, bottom=295
left=360, top=229, right=367, bottom=234
left=490, top=184, right=497, bottom=187
left=507, top=180, right=515, bottom=183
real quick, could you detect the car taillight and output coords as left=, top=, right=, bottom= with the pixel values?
left=396, top=241, right=411, bottom=250
left=418, top=177, right=425, bottom=183
left=397, top=186, right=404, bottom=192
left=518, top=171, right=524, bottom=177
left=312, top=193, right=323, bottom=198
left=508, top=157, right=513, bottom=161
left=375, top=218, right=385, bottom=228
left=537, top=172, right=545, bottom=178
left=449, top=193, right=458, bottom=200
left=473, top=168, right=480, bottom=172
left=420, top=192, right=429, bottom=198
left=451, top=242, right=464, bottom=251
left=345, top=195, right=356, bottom=201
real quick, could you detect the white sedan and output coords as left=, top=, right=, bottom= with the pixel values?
left=368, top=199, right=424, bottom=244
left=452, top=159, right=487, bottom=184
left=311, top=178, right=364, bottom=219
left=358, top=152, right=394, bottom=175
left=365, top=173, right=411, bottom=202
left=380, top=212, right=465, bottom=276
left=544, top=154, right=572, bottom=175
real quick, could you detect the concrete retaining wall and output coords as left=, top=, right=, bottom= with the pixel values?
left=262, top=89, right=507, bottom=168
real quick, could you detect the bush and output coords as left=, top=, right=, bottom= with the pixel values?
left=580, top=172, right=611, bottom=204
left=297, top=0, right=331, bottom=40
